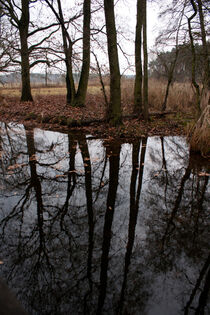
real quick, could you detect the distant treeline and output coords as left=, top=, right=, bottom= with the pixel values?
left=0, top=73, right=65, bottom=86
left=149, top=43, right=210, bottom=82
left=0, top=73, right=135, bottom=86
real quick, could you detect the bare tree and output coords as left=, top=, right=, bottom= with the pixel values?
left=188, top=0, right=201, bottom=114
left=134, top=0, right=143, bottom=115
left=0, top=0, right=59, bottom=101
left=142, top=0, right=149, bottom=120
left=74, top=0, right=91, bottom=107
left=45, top=0, right=91, bottom=107
left=104, top=0, right=122, bottom=126
left=134, top=0, right=149, bottom=120
left=197, top=0, right=209, bottom=94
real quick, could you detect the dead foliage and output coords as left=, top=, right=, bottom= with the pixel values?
left=0, top=79, right=199, bottom=139
left=188, top=105, right=210, bottom=157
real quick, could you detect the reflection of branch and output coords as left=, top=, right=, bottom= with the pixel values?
left=161, top=163, right=191, bottom=251
left=195, top=263, right=210, bottom=315
left=94, top=151, right=108, bottom=203
left=118, top=138, right=147, bottom=312
left=184, top=253, right=210, bottom=315
left=97, top=143, right=121, bottom=314
left=160, top=137, right=169, bottom=204
left=60, top=134, right=77, bottom=230
left=78, top=137, right=94, bottom=310
left=193, top=176, right=209, bottom=242
left=0, top=183, right=31, bottom=235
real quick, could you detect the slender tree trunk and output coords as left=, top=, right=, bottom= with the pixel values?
left=162, top=1, right=185, bottom=112
left=142, top=0, right=149, bottom=120
left=19, top=0, right=33, bottom=102
left=97, top=142, right=121, bottom=313
left=188, top=0, right=201, bottom=115
left=65, top=45, right=75, bottom=105
left=197, top=0, right=209, bottom=90
left=134, top=0, right=143, bottom=115
left=197, top=0, right=209, bottom=112
left=118, top=138, right=147, bottom=313
left=74, top=0, right=91, bottom=107
left=93, top=52, right=109, bottom=111
left=188, top=0, right=209, bottom=153
left=104, top=0, right=121, bottom=126
left=57, top=0, right=75, bottom=105
left=162, top=49, right=179, bottom=112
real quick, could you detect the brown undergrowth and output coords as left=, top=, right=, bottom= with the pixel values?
left=188, top=105, right=210, bottom=157
left=0, top=79, right=196, bottom=138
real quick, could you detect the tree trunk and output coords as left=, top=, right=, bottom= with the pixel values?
left=97, top=142, right=121, bottom=313
left=162, top=49, right=179, bottom=112
left=134, top=0, right=143, bottom=115
left=74, top=0, right=91, bottom=107
left=19, top=0, right=33, bottom=102
left=188, top=0, right=201, bottom=115
left=65, top=46, right=75, bottom=105
left=197, top=0, right=209, bottom=91
left=104, top=0, right=121, bottom=126
left=197, top=0, right=209, bottom=113
left=57, top=0, right=75, bottom=105
left=142, top=0, right=149, bottom=120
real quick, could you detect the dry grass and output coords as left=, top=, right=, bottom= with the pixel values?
left=0, top=86, right=67, bottom=98
left=120, top=78, right=195, bottom=114
left=148, top=79, right=195, bottom=113
left=188, top=105, right=210, bottom=156
left=1, top=78, right=196, bottom=114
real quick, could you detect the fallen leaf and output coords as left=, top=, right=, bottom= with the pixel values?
left=198, top=172, right=210, bottom=177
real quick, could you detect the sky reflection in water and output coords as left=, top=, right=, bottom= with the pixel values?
left=0, top=122, right=209, bottom=315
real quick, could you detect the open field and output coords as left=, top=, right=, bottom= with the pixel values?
left=1, top=79, right=196, bottom=114
left=1, top=78, right=204, bottom=143
left=0, top=84, right=103, bottom=98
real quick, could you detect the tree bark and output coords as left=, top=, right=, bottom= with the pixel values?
left=57, top=0, right=75, bottom=105
left=188, top=0, right=201, bottom=115
left=142, top=0, right=149, bottom=120
left=197, top=0, right=209, bottom=90
left=197, top=0, right=209, bottom=113
left=19, top=0, right=33, bottom=102
left=161, top=49, right=179, bottom=112
left=74, top=0, right=91, bottom=107
left=104, top=0, right=121, bottom=126
left=134, top=0, right=143, bottom=115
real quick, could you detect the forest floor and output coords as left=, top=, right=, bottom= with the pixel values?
left=0, top=85, right=195, bottom=139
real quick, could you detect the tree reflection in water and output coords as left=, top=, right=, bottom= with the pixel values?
left=0, top=124, right=209, bottom=314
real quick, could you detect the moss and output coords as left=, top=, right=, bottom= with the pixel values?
left=25, top=112, right=37, bottom=120
left=52, top=117, right=59, bottom=124
left=66, top=118, right=81, bottom=127
left=66, top=117, right=73, bottom=126
left=59, top=116, right=67, bottom=125
left=42, top=115, right=51, bottom=123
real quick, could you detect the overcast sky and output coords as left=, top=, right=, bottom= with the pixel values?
left=30, top=0, right=161, bottom=74
left=112, top=0, right=160, bottom=73
left=117, top=0, right=159, bottom=47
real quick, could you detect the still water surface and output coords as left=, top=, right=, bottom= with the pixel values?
left=0, top=122, right=209, bottom=315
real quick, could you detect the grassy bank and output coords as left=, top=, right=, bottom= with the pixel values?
left=0, top=79, right=198, bottom=138
left=1, top=78, right=196, bottom=113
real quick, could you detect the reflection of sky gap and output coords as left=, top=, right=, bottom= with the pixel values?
left=0, top=123, right=209, bottom=314
left=0, top=126, right=195, bottom=247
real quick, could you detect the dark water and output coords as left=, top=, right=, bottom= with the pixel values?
left=0, top=122, right=209, bottom=315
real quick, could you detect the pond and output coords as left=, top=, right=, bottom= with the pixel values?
left=0, top=122, right=209, bottom=315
